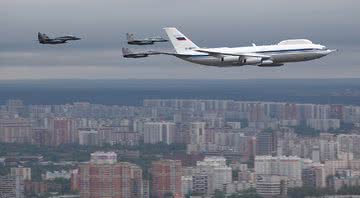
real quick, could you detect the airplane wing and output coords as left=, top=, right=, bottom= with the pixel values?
left=52, top=38, right=68, bottom=42
left=194, top=48, right=271, bottom=59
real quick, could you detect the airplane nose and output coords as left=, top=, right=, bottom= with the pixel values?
left=327, top=49, right=337, bottom=54
left=322, top=49, right=336, bottom=55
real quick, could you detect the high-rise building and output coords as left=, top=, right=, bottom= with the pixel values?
left=90, top=151, right=117, bottom=164
left=79, top=152, right=143, bottom=198
left=256, top=132, right=277, bottom=156
left=337, top=134, right=360, bottom=159
left=256, top=175, right=287, bottom=198
left=306, top=119, right=340, bottom=131
left=31, top=128, right=52, bottom=146
left=192, top=174, right=209, bottom=195
left=143, top=179, right=150, bottom=198
left=255, top=156, right=302, bottom=185
left=11, top=167, right=31, bottom=181
left=330, top=104, right=344, bottom=119
left=151, top=159, right=182, bottom=198
left=203, top=112, right=225, bottom=128
left=50, top=117, right=77, bottom=145
left=144, top=122, right=175, bottom=144
left=311, top=145, right=321, bottom=162
left=110, top=131, right=140, bottom=146
left=302, top=164, right=326, bottom=188
left=0, top=175, right=24, bottom=198
left=181, top=176, right=193, bottom=196
left=320, top=139, right=338, bottom=161
left=70, top=169, right=80, bottom=192
left=187, top=122, right=207, bottom=154
left=196, top=156, right=232, bottom=193
left=190, top=122, right=206, bottom=145
left=78, top=129, right=100, bottom=146
left=0, top=118, right=32, bottom=143
left=6, top=99, right=24, bottom=115
left=226, top=122, right=241, bottom=129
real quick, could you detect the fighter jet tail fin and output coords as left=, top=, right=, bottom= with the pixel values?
left=164, top=27, right=199, bottom=54
left=38, top=32, right=42, bottom=41
left=122, top=47, right=132, bottom=56
left=38, top=32, right=48, bottom=43
left=126, top=33, right=135, bottom=42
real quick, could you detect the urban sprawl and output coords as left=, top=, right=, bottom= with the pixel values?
left=1, top=99, right=360, bottom=198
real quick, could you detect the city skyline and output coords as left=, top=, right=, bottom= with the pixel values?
left=2, top=98, right=360, bottom=197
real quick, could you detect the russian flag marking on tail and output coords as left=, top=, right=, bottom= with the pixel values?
left=164, top=27, right=199, bottom=54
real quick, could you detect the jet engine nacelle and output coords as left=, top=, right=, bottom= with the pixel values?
left=221, top=56, right=241, bottom=64
left=220, top=56, right=263, bottom=65
left=257, top=60, right=284, bottom=67
left=241, top=57, right=262, bottom=65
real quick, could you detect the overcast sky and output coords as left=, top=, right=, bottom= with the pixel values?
left=1, top=0, right=359, bottom=80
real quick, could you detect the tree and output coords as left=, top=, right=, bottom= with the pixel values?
left=52, top=178, right=71, bottom=194
left=240, top=119, right=249, bottom=128
left=164, top=192, right=174, bottom=198
left=0, top=165, right=10, bottom=176
left=213, top=189, right=226, bottom=198
left=337, top=185, right=360, bottom=195
left=288, top=186, right=335, bottom=197
left=293, top=125, right=320, bottom=136
left=228, top=188, right=263, bottom=198
left=263, top=128, right=273, bottom=133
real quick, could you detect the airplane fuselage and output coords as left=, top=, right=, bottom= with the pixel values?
left=178, top=43, right=333, bottom=67
left=128, top=40, right=155, bottom=45
left=128, top=39, right=168, bottom=45
left=39, top=40, right=67, bottom=44
left=56, top=36, right=81, bottom=41
left=37, top=32, right=81, bottom=45
left=123, top=28, right=335, bottom=67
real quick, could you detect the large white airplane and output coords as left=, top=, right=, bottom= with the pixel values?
left=123, top=27, right=335, bottom=67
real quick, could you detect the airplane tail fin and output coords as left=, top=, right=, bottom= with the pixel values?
left=38, top=32, right=46, bottom=43
left=38, top=32, right=42, bottom=41
left=163, top=27, right=199, bottom=54
left=122, top=47, right=132, bottom=56
left=126, top=33, right=134, bottom=41
left=38, top=32, right=50, bottom=40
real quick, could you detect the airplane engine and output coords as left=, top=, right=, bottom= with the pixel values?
left=221, top=56, right=241, bottom=64
left=241, top=57, right=262, bottom=65
left=221, top=56, right=263, bottom=65
left=257, top=60, right=284, bottom=67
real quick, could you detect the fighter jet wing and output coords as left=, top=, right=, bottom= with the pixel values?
left=123, top=48, right=165, bottom=58
left=194, top=48, right=271, bottom=59
left=122, top=48, right=180, bottom=58
left=48, top=37, right=67, bottom=42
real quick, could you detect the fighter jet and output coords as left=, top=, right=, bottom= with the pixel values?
left=122, top=48, right=160, bottom=58
left=123, top=27, right=336, bottom=67
left=38, top=32, right=81, bottom=44
left=126, top=33, right=168, bottom=45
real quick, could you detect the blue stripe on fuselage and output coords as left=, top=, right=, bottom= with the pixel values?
left=257, top=48, right=318, bottom=54
left=187, top=48, right=323, bottom=58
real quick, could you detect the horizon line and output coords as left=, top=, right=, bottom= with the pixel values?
left=1, top=77, right=360, bottom=81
